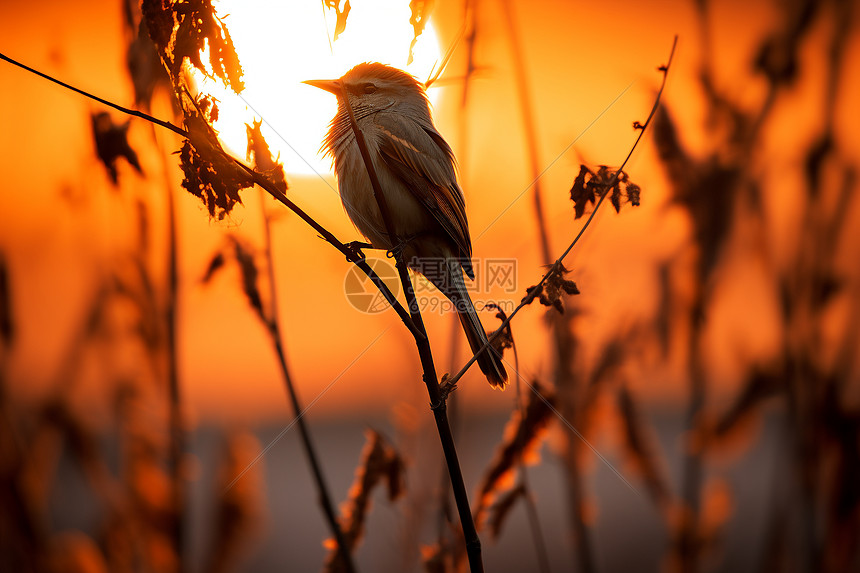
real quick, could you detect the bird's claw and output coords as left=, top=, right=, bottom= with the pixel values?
left=345, top=241, right=373, bottom=262
left=439, top=374, right=457, bottom=399
left=386, top=236, right=412, bottom=262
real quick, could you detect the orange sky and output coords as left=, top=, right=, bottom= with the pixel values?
left=1, top=0, right=857, bottom=425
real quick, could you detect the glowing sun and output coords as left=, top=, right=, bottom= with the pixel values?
left=195, top=0, right=442, bottom=176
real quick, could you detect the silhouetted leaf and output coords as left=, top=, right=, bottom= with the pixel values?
left=227, top=237, right=266, bottom=323
left=753, top=0, right=816, bottom=87
left=485, top=303, right=514, bottom=360
left=91, top=112, right=142, bottom=185
left=124, top=2, right=169, bottom=109
left=487, top=483, right=527, bottom=539
left=324, top=0, right=352, bottom=41
left=474, top=381, right=555, bottom=529
left=179, top=95, right=253, bottom=219
left=408, top=0, right=434, bottom=65
left=246, top=120, right=287, bottom=196
left=524, top=262, right=579, bottom=315
left=201, top=252, right=226, bottom=284
left=654, top=106, right=740, bottom=279
left=141, top=0, right=174, bottom=62
left=569, top=165, right=592, bottom=218
left=142, top=0, right=243, bottom=91
left=570, top=164, right=641, bottom=218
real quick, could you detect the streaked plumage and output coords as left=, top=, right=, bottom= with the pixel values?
left=305, top=63, right=507, bottom=388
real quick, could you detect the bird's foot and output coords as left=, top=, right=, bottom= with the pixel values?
left=344, top=241, right=373, bottom=262
left=436, top=373, right=458, bottom=404
left=386, top=234, right=417, bottom=262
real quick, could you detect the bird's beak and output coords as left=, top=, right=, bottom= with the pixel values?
left=302, top=79, right=342, bottom=96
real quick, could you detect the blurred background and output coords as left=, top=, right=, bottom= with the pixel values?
left=1, top=0, right=858, bottom=571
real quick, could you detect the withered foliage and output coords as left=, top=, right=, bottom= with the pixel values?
left=485, top=303, right=514, bottom=360
left=124, top=0, right=170, bottom=109
left=323, top=430, right=405, bottom=573
left=324, top=0, right=352, bottom=42
left=752, top=0, right=817, bottom=88
left=522, top=262, right=579, bottom=314
left=652, top=106, right=741, bottom=279
left=569, top=164, right=641, bottom=219
left=408, top=0, right=435, bottom=65
left=651, top=1, right=860, bottom=571
left=91, top=111, right=143, bottom=186
left=231, top=238, right=266, bottom=322
left=141, top=0, right=263, bottom=219
left=179, top=103, right=288, bottom=220
left=143, top=0, right=243, bottom=91
left=201, top=251, right=226, bottom=284
left=179, top=95, right=253, bottom=219
left=202, top=235, right=267, bottom=323
left=246, top=120, right=287, bottom=196
left=487, top=483, right=527, bottom=540
left=474, top=381, right=555, bottom=528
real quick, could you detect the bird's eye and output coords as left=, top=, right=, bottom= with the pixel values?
left=363, top=83, right=377, bottom=94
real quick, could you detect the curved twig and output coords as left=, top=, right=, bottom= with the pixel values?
left=446, top=35, right=679, bottom=389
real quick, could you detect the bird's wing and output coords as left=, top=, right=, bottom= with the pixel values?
left=373, top=112, right=472, bottom=259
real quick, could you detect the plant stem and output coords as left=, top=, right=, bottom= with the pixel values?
left=258, top=193, right=357, bottom=573
left=446, top=35, right=678, bottom=389
left=0, top=51, right=187, bottom=138
left=163, top=133, right=185, bottom=573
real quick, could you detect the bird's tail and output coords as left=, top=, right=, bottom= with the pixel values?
left=446, top=261, right=507, bottom=389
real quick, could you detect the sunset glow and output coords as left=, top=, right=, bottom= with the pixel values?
left=195, top=0, right=442, bottom=175
left=3, top=0, right=859, bottom=571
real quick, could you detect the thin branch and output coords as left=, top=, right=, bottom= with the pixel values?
left=0, top=51, right=187, bottom=138
left=257, top=191, right=357, bottom=573
left=446, top=35, right=679, bottom=388
left=154, top=126, right=185, bottom=573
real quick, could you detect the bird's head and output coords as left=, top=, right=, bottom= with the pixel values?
left=304, top=62, right=429, bottom=118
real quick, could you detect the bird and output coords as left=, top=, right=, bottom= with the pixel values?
left=304, top=62, right=507, bottom=389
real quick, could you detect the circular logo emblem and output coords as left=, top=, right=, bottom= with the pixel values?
left=344, top=257, right=401, bottom=314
